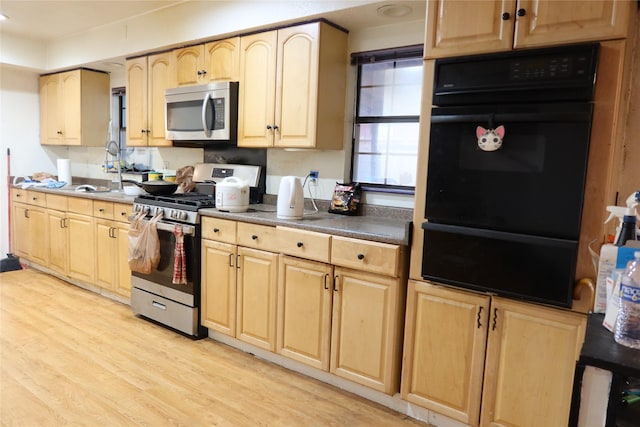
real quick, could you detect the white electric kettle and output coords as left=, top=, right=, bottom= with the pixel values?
left=277, top=176, right=304, bottom=219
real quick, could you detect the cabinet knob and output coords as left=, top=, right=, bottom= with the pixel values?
left=120, top=211, right=127, bottom=217
left=99, top=208, right=104, bottom=213
left=296, top=241, right=303, bottom=247
left=517, top=8, right=526, bottom=16
left=273, top=125, right=279, bottom=131
left=501, top=12, right=510, bottom=20
left=213, top=227, right=220, bottom=233
left=357, top=253, right=365, bottom=260
left=16, top=193, right=21, bottom=197
left=266, top=125, right=272, bottom=130
left=251, top=234, right=258, bottom=240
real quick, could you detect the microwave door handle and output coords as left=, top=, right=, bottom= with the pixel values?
left=202, top=92, right=212, bottom=137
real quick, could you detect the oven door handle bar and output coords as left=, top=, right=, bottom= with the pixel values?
left=130, top=216, right=196, bottom=236
left=421, top=221, right=577, bottom=248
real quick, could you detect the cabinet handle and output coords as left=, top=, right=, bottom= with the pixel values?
left=236, top=254, right=241, bottom=269
left=213, top=227, right=220, bottom=233
left=251, top=234, right=258, bottom=240
left=60, top=218, right=65, bottom=228
left=198, top=70, right=207, bottom=75
left=357, top=253, right=365, bottom=260
left=333, top=275, right=339, bottom=292
left=32, top=196, right=38, bottom=202
left=24, top=209, right=30, bottom=219
left=120, top=211, right=127, bottom=217
left=57, top=130, right=63, bottom=135
left=324, top=274, right=329, bottom=290
left=517, top=8, right=526, bottom=16
left=501, top=12, right=510, bottom=20
left=266, top=125, right=273, bottom=130
left=477, top=306, right=484, bottom=328
left=99, top=208, right=104, bottom=213
left=16, top=193, right=21, bottom=198
left=492, top=308, right=498, bottom=331
left=273, top=125, right=279, bottom=131
left=228, top=253, right=234, bottom=267
left=296, top=241, right=303, bottom=247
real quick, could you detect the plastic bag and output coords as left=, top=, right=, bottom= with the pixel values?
left=128, top=211, right=162, bottom=274
left=328, top=182, right=362, bottom=215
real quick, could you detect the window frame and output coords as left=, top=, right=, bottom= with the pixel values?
left=350, top=45, right=423, bottom=195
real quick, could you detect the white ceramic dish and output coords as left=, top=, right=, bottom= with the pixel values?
left=123, top=185, right=143, bottom=196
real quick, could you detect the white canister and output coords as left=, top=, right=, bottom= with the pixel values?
left=215, top=177, right=250, bottom=212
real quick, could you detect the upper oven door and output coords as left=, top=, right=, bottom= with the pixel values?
left=425, top=102, right=592, bottom=240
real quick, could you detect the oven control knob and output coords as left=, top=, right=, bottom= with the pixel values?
left=169, top=209, right=177, bottom=219
left=155, top=207, right=164, bottom=217
left=180, top=212, right=188, bottom=220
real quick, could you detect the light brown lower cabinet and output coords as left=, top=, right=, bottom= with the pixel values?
left=401, top=280, right=586, bottom=427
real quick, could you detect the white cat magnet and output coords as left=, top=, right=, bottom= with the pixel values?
left=476, top=125, right=505, bottom=152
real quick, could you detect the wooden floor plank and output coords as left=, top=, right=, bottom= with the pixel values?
left=1, top=269, right=428, bottom=426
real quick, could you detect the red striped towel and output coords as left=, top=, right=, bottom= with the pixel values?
left=172, top=225, right=187, bottom=285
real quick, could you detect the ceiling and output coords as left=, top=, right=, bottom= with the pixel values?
left=0, top=1, right=184, bottom=41
left=0, top=0, right=425, bottom=41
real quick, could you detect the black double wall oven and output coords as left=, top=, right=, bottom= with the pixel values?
left=422, top=43, right=599, bottom=308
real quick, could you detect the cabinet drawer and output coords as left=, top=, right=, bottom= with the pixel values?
left=93, top=201, right=114, bottom=219
left=331, top=236, right=401, bottom=277
left=237, top=222, right=278, bottom=252
left=11, top=188, right=28, bottom=203
left=276, top=226, right=330, bottom=263
left=113, top=203, right=132, bottom=223
left=26, top=190, right=47, bottom=207
left=46, top=194, right=68, bottom=211
left=202, top=217, right=237, bottom=244
left=67, top=197, right=93, bottom=215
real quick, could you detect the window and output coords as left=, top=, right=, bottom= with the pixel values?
left=352, top=46, right=423, bottom=193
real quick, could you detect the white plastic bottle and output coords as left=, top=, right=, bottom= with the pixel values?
left=614, top=251, right=640, bottom=349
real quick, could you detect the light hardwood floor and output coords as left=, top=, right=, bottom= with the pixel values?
left=0, top=268, right=428, bottom=426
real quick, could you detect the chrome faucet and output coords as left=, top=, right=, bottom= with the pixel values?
left=105, top=140, right=123, bottom=191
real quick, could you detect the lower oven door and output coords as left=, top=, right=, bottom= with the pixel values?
left=421, top=222, right=577, bottom=308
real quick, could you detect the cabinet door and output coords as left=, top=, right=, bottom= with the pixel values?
left=274, top=24, right=318, bottom=148
left=147, top=52, right=173, bottom=147
left=238, top=30, right=277, bottom=148
left=236, top=246, right=278, bottom=351
left=115, top=222, right=131, bottom=298
left=60, top=70, right=81, bottom=145
left=277, top=255, right=333, bottom=370
left=201, top=239, right=237, bottom=336
left=28, top=207, right=48, bottom=266
left=67, top=212, right=95, bottom=283
left=204, top=37, right=240, bottom=82
left=330, top=267, right=403, bottom=394
left=514, top=0, right=631, bottom=49
left=424, top=0, right=515, bottom=58
left=12, top=204, right=30, bottom=258
left=174, top=45, right=204, bottom=87
left=401, top=280, right=490, bottom=426
left=95, top=219, right=118, bottom=291
left=39, top=74, right=63, bottom=145
left=47, top=209, right=68, bottom=276
left=126, top=57, right=148, bottom=146
left=480, top=297, right=586, bottom=427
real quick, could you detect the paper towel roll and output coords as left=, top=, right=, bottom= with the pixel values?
left=57, top=159, right=72, bottom=186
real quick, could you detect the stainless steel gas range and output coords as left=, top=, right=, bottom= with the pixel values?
left=129, top=163, right=261, bottom=338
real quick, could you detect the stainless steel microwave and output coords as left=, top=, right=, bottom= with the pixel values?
left=165, top=81, right=238, bottom=142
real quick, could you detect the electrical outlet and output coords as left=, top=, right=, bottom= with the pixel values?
left=309, top=170, right=319, bottom=185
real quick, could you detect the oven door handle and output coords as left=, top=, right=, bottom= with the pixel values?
left=421, top=222, right=577, bottom=249
left=130, top=216, right=196, bottom=236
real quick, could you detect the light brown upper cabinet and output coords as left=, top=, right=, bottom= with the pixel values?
left=126, top=53, right=174, bottom=147
left=238, top=22, right=348, bottom=149
left=424, top=0, right=632, bottom=58
left=173, top=37, right=240, bottom=86
left=39, top=69, right=109, bottom=146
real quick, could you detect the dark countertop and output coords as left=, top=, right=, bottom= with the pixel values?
left=579, top=313, right=640, bottom=378
left=199, top=205, right=412, bottom=246
left=17, top=186, right=412, bottom=246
